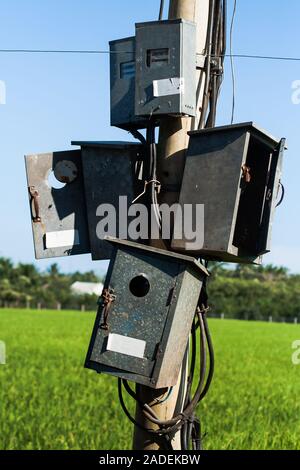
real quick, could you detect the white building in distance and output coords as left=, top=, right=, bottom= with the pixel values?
left=71, top=281, right=104, bottom=297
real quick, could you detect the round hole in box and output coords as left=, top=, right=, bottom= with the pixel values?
left=48, top=170, right=66, bottom=190
left=129, top=274, right=150, bottom=298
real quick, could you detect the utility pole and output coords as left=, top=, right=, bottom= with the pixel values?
left=157, top=0, right=210, bottom=209
left=133, top=0, right=210, bottom=451
left=24, top=0, right=286, bottom=455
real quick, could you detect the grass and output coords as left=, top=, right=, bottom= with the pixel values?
left=0, top=308, right=299, bottom=450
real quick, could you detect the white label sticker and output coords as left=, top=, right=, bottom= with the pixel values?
left=107, top=333, right=146, bottom=359
left=153, top=77, right=184, bottom=97
left=45, top=229, right=80, bottom=249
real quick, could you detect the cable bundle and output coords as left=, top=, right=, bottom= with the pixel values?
left=199, top=0, right=227, bottom=129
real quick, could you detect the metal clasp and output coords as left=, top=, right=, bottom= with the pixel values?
left=241, top=165, right=251, bottom=184
left=29, top=186, right=41, bottom=223
left=100, top=288, right=116, bottom=331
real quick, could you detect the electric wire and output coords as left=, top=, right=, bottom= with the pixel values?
left=198, top=0, right=216, bottom=129
left=0, top=48, right=299, bottom=63
left=0, top=48, right=117, bottom=54
left=199, top=0, right=227, bottom=129
left=146, top=122, right=162, bottom=232
left=1, top=46, right=300, bottom=64
left=159, top=0, right=165, bottom=21
left=206, top=0, right=226, bottom=128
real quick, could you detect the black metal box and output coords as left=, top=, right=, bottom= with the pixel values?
left=85, top=238, right=208, bottom=389
left=172, top=123, right=286, bottom=263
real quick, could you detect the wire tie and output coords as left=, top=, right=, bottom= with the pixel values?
left=132, top=180, right=161, bottom=204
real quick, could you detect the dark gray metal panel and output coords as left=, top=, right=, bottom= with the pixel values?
left=106, top=236, right=209, bottom=276
left=135, top=19, right=196, bottom=118
left=88, top=363, right=153, bottom=387
left=189, top=122, right=281, bottom=147
left=172, top=123, right=285, bottom=264
left=109, top=37, right=148, bottom=129
left=155, top=268, right=202, bottom=388
left=72, top=141, right=141, bottom=149
left=79, top=144, right=143, bottom=260
left=259, top=138, right=286, bottom=253
left=25, top=151, right=90, bottom=259
left=172, top=128, right=249, bottom=254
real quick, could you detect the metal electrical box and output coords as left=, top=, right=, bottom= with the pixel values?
left=25, top=142, right=144, bottom=261
left=73, top=141, right=144, bottom=260
left=110, top=37, right=148, bottom=130
left=135, top=19, right=197, bottom=118
left=172, top=123, right=286, bottom=264
left=85, top=238, right=208, bottom=389
left=25, top=150, right=90, bottom=259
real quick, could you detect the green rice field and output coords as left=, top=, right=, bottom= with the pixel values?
left=0, top=309, right=299, bottom=450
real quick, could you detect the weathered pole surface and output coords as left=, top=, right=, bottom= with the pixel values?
left=133, top=0, right=210, bottom=451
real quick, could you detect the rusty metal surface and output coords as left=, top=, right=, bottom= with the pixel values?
left=25, top=151, right=90, bottom=259
left=85, top=239, right=206, bottom=388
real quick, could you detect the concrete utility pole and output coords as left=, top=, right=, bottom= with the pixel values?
left=157, top=0, right=210, bottom=209
left=133, top=0, right=210, bottom=451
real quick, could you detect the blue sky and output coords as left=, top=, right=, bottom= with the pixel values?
left=0, top=0, right=299, bottom=275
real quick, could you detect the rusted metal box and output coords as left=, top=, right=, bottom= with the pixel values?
left=172, top=123, right=286, bottom=264
left=85, top=238, right=208, bottom=389
left=25, top=142, right=143, bottom=261
left=135, top=19, right=197, bottom=118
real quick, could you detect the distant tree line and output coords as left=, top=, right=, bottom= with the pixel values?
left=208, top=263, right=300, bottom=322
left=0, top=258, right=104, bottom=311
left=0, top=257, right=299, bottom=320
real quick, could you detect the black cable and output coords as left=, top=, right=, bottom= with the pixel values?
left=118, top=379, right=173, bottom=450
left=118, top=304, right=214, bottom=449
left=206, top=0, right=221, bottom=128
left=206, top=0, right=227, bottom=128
left=120, top=308, right=208, bottom=431
left=276, top=182, right=285, bottom=208
left=199, top=313, right=215, bottom=401
left=219, top=53, right=300, bottom=62
left=222, top=0, right=227, bottom=57
left=158, top=0, right=165, bottom=21
left=146, top=122, right=161, bottom=233
left=199, top=0, right=216, bottom=129
left=181, top=271, right=215, bottom=450
left=118, top=379, right=149, bottom=432
left=128, top=129, right=146, bottom=146
left=181, top=319, right=197, bottom=450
